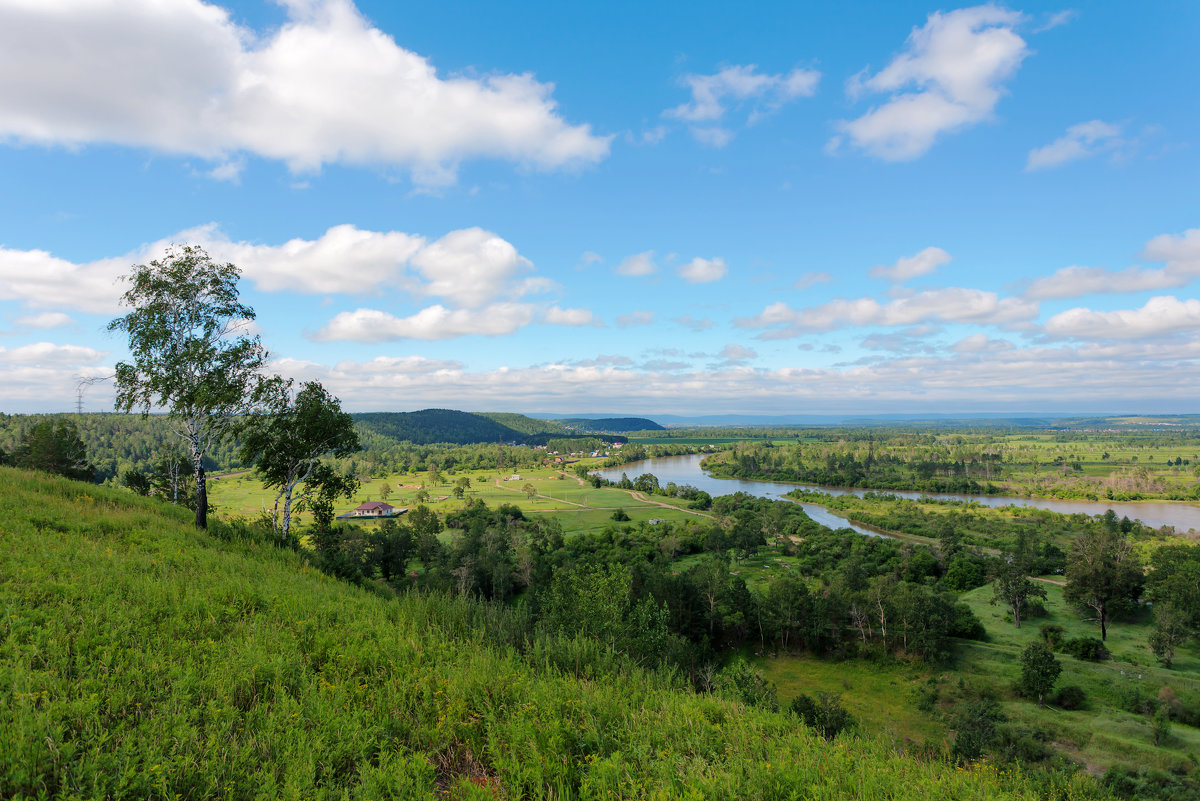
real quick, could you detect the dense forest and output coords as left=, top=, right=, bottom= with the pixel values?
left=558, top=417, right=666, bottom=433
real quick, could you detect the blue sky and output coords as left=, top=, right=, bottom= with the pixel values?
left=1, top=0, right=1197, bottom=416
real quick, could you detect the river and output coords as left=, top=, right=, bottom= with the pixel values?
left=594, top=454, right=1200, bottom=534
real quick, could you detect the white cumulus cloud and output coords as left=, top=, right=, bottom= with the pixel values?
left=677, top=257, right=728, bottom=284
left=0, top=0, right=610, bottom=186
left=868, top=247, right=952, bottom=282
left=0, top=223, right=546, bottom=313
left=833, top=5, right=1029, bottom=160
left=736, top=287, right=1037, bottom=338
left=1026, top=120, right=1124, bottom=171
left=1024, top=228, right=1200, bottom=300
left=313, top=303, right=537, bottom=342
left=616, top=251, right=658, bottom=277
left=544, top=307, right=598, bottom=326
left=1045, top=296, right=1200, bottom=340
left=13, top=312, right=74, bottom=329
left=0, top=342, right=107, bottom=365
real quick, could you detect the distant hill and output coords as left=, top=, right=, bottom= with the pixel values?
left=475, top=412, right=566, bottom=436
left=558, top=417, right=665, bottom=433
left=353, top=409, right=627, bottom=446
left=353, top=409, right=525, bottom=445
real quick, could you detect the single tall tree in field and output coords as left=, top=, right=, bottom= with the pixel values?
left=992, top=560, right=1047, bottom=628
left=1064, top=523, right=1143, bottom=641
left=238, top=380, right=361, bottom=542
left=108, top=245, right=268, bottom=528
left=1020, top=642, right=1061, bottom=707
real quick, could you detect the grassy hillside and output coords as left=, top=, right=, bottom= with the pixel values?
left=0, top=466, right=1112, bottom=799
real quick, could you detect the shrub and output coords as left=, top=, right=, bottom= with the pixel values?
left=1039, top=624, right=1066, bottom=650
left=1052, top=685, right=1087, bottom=710
left=712, top=658, right=778, bottom=711
left=1062, top=636, right=1109, bottom=661
left=995, top=724, right=1054, bottom=763
left=950, top=699, right=1005, bottom=761
left=789, top=692, right=854, bottom=740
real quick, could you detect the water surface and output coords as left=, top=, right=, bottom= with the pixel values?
left=595, top=454, right=1200, bottom=533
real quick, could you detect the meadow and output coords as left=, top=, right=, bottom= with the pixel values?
left=208, top=463, right=711, bottom=537
left=0, top=466, right=1112, bottom=800
left=755, top=578, right=1200, bottom=781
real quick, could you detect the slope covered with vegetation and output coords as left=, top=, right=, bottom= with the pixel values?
left=560, top=417, right=666, bottom=433
left=475, top=412, right=566, bottom=436
left=0, top=467, right=1110, bottom=800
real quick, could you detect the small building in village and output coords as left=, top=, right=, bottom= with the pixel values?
left=350, top=501, right=396, bottom=520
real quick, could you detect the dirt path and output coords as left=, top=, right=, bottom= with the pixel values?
left=496, top=473, right=715, bottom=519
left=492, top=477, right=588, bottom=508
left=626, top=490, right=715, bottom=519
left=1032, top=576, right=1067, bottom=587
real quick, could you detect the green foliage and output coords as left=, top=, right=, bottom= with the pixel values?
left=1020, top=642, right=1062, bottom=705
left=1040, top=623, right=1067, bottom=650
left=1148, top=604, right=1192, bottom=669
left=951, top=699, right=1006, bottom=761
left=711, top=658, right=778, bottom=711
left=1103, top=763, right=1200, bottom=801
left=0, top=466, right=1111, bottom=800
left=1145, top=545, right=1200, bottom=627
left=107, top=244, right=269, bottom=528
left=610, top=508, right=630, bottom=522
left=476, top=412, right=567, bottom=436
left=238, top=380, right=361, bottom=541
left=1053, top=685, right=1088, bottom=710
left=992, top=561, right=1048, bottom=628
left=1064, top=524, right=1144, bottom=641
left=542, top=564, right=673, bottom=668
left=12, top=418, right=95, bottom=482
left=355, top=408, right=527, bottom=445
left=1061, top=636, right=1110, bottom=662
left=788, top=692, right=855, bottom=740
left=558, top=417, right=665, bottom=433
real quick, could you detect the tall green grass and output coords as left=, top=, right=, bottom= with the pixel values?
left=1, top=467, right=1110, bottom=799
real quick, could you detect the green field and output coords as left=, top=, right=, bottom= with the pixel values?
left=208, top=465, right=714, bottom=537
left=758, top=577, right=1200, bottom=778
left=1, top=466, right=1108, bottom=800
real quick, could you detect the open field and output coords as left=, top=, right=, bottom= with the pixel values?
left=758, top=577, right=1200, bottom=778
left=208, top=465, right=713, bottom=537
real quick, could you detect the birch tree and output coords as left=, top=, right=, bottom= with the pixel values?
left=108, top=245, right=268, bottom=528
left=238, top=380, right=360, bottom=542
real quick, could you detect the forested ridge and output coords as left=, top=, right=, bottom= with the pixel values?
left=0, top=410, right=627, bottom=482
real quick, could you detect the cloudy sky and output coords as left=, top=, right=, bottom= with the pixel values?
left=1, top=0, right=1197, bottom=416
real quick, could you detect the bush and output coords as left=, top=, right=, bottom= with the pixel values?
left=995, top=724, right=1054, bottom=763
left=787, top=690, right=854, bottom=738
left=1039, top=624, right=1066, bottom=650
left=788, top=691, right=854, bottom=740
left=950, top=699, right=1005, bottom=761
left=712, top=658, right=778, bottom=711
left=1052, top=685, right=1087, bottom=710
left=1103, top=764, right=1200, bottom=801
left=610, top=508, right=630, bottom=522
left=1062, top=636, right=1109, bottom=661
